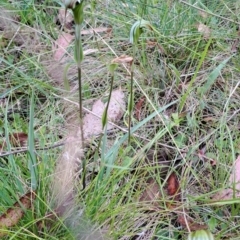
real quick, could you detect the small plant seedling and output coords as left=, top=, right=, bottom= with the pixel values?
left=129, top=19, right=153, bottom=144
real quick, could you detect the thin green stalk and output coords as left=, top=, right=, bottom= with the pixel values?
left=74, top=22, right=85, bottom=188
left=78, top=66, right=86, bottom=188
left=96, top=64, right=116, bottom=187
left=28, top=90, right=38, bottom=191
left=77, top=61, right=84, bottom=146
left=72, top=1, right=85, bottom=188
left=102, top=63, right=118, bottom=131
left=128, top=62, right=134, bottom=144
left=64, top=0, right=85, bottom=189
left=76, top=31, right=83, bottom=135
left=129, top=19, right=152, bottom=145
left=102, top=73, right=114, bottom=129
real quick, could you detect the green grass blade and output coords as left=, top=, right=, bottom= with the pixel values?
left=63, top=63, right=72, bottom=91
left=198, top=56, right=232, bottom=96
left=104, top=99, right=179, bottom=176
left=28, top=90, right=38, bottom=191
left=179, top=38, right=212, bottom=111
left=4, top=102, right=24, bottom=194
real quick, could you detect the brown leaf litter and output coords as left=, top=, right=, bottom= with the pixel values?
left=177, top=214, right=208, bottom=231
left=197, top=23, right=211, bottom=40
left=9, top=133, right=28, bottom=147
left=57, top=8, right=73, bottom=30
left=112, top=55, right=133, bottom=64
left=137, top=156, right=208, bottom=232
left=167, top=172, right=180, bottom=202
left=166, top=172, right=207, bottom=231
left=138, top=150, right=170, bottom=209
left=139, top=178, right=161, bottom=209
left=53, top=88, right=126, bottom=225
left=0, top=191, right=36, bottom=237
left=83, top=89, right=126, bottom=138
left=213, top=155, right=240, bottom=200
left=81, top=27, right=112, bottom=36
left=53, top=33, right=74, bottom=62
left=0, top=133, right=28, bottom=153
left=135, top=96, right=145, bottom=121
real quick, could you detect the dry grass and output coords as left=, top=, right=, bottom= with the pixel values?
left=0, top=0, right=240, bottom=239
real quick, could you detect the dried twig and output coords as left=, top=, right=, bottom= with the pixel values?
left=0, top=141, right=65, bottom=158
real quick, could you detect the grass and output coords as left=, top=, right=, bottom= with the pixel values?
left=0, top=0, right=240, bottom=239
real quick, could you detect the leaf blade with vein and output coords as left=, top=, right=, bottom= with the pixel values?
left=199, top=56, right=232, bottom=96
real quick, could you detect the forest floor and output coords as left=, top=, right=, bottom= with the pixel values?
left=0, top=0, right=240, bottom=239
